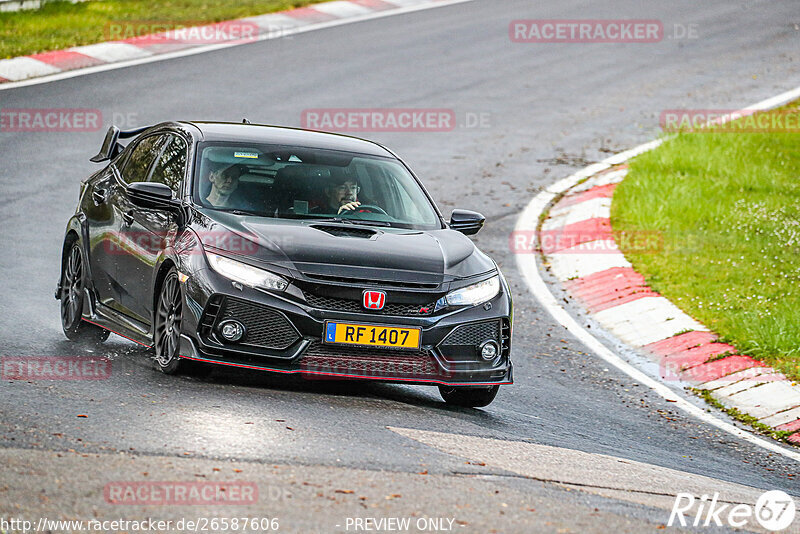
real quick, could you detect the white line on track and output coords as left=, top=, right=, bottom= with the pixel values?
left=0, top=0, right=478, bottom=92
left=514, top=85, right=800, bottom=463
left=7, top=0, right=799, bottom=462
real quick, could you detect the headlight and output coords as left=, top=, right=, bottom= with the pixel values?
left=441, top=275, right=500, bottom=308
left=206, top=252, right=288, bottom=291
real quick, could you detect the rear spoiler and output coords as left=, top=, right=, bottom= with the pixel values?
left=90, top=125, right=151, bottom=163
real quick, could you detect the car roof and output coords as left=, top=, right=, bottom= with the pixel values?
left=180, top=121, right=394, bottom=158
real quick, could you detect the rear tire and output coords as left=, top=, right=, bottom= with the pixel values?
left=438, top=385, right=499, bottom=408
left=60, top=242, right=110, bottom=343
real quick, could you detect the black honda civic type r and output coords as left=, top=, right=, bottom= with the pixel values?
left=57, top=121, right=512, bottom=407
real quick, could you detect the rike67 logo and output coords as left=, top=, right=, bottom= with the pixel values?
left=669, top=490, right=796, bottom=531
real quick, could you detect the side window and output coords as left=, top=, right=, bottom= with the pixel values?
left=149, top=135, right=187, bottom=195
left=120, top=135, right=168, bottom=184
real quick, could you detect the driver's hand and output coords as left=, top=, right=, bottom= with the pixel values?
left=338, top=201, right=361, bottom=214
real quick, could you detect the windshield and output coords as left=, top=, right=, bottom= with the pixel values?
left=192, top=142, right=442, bottom=230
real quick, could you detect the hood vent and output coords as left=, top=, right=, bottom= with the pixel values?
left=311, top=224, right=377, bottom=239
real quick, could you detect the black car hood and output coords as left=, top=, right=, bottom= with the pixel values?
left=192, top=209, right=495, bottom=285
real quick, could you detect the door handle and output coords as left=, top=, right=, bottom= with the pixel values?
left=122, top=210, right=135, bottom=226
left=92, top=188, right=107, bottom=205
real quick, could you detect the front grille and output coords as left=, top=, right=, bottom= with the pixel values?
left=304, top=293, right=435, bottom=316
left=300, top=342, right=439, bottom=378
left=199, top=296, right=300, bottom=350
left=303, top=273, right=439, bottom=290
left=438, top=320, right=501, bottom=362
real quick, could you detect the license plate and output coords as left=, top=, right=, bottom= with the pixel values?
left=323, top=321, right=421, bottom=350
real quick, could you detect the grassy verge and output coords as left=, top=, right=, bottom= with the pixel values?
left=612, top=101, right=800, bottom=381
left=693, top=388, right=795, bottom=442
left=0, top=0, right=329, bottom=59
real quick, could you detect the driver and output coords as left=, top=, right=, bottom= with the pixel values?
left=323, top=176, right=363, bottom=214
left=205, top=163, right=252, bottom=209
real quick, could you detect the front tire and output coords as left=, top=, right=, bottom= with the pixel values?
left=60, top=242, right=110, bottom=343
left=153, top=269, right=186, bottom=374
left=152, top=269, right=211, bottom=377
left=439, top=385, right=499, bottom=408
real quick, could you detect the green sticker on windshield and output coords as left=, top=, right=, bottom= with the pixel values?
left=234, top=152, right=259, bottom=159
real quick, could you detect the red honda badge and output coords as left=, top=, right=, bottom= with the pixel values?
left=362, top=290, right=386, bottom=310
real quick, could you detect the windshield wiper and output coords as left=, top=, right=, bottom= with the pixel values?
left=336, top=218, right=392, bottom=227
left=338, top=218, right=391, bottom=227
left=300, top=216, right=391, bottom=227
left=226, top=209, right=266, bottom=217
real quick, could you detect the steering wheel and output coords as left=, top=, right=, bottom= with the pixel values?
left=344, top=204, right=388, bottom=216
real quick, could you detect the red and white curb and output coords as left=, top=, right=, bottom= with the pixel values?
left=515, top=85, right=800, bottom=461
left=539, top=165, right=800, bottom=444
left=0, top=0, right=472, bottom=87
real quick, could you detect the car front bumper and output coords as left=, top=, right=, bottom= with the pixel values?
left=178, top=269, right=513, bottom=387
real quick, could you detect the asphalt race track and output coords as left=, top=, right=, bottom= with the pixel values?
left=1, top=0, right=799, bottom=531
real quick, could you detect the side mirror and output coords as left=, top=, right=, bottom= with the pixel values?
left=128, top=182, right=175, bottom=209
left=128, top=182, right=186, bottom=225
left=449, top=209, right=485, bottom=235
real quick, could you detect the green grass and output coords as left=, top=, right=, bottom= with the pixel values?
left=612, top=101, right=800, bottom=381
left=0, top=0, right=329, bottom=59
left=693, top=388, right=795, bottom=442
